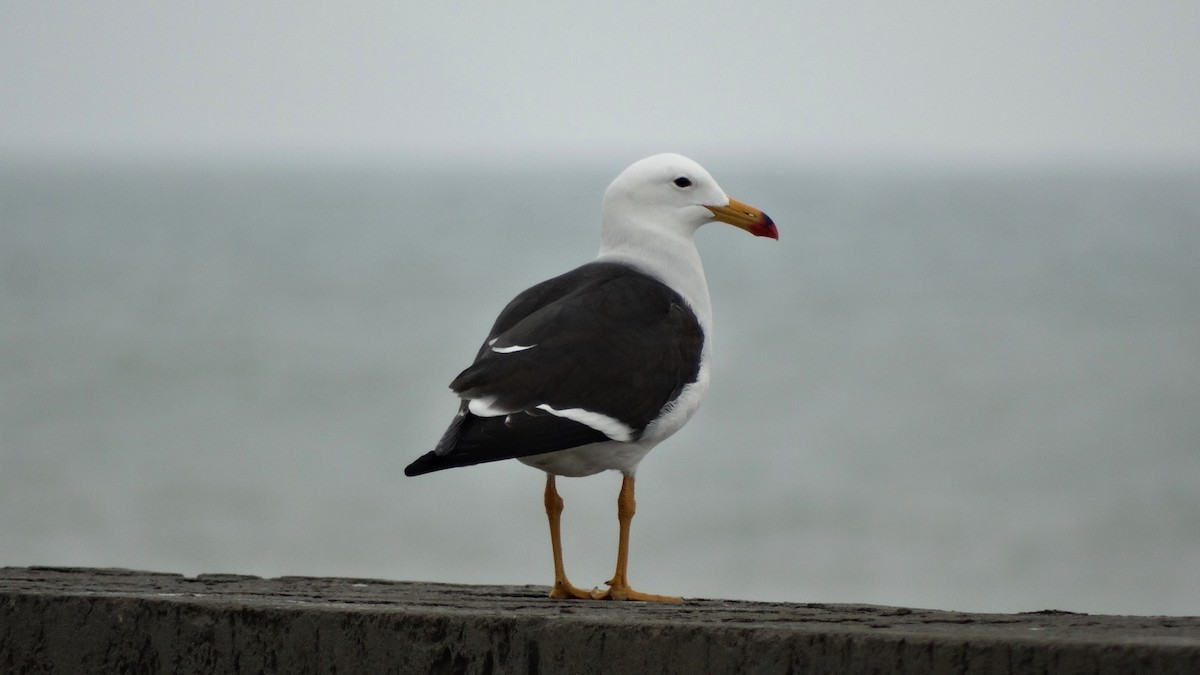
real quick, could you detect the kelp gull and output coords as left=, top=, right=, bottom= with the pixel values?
left=405, top=153, right=777, bottom=601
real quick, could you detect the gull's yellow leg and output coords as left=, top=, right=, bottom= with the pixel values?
left=544, top=474, right=593, bottom=599
left=593, top=475, right=683, bottom=602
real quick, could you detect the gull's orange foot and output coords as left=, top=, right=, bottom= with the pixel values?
left=590, top=580, right=683, bottom=603
left=548, top=579, right=597, bottom=600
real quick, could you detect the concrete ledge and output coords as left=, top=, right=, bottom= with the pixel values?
left=2, top=567, right=1197, bottom=674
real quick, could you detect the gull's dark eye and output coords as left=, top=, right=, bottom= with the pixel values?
left=673, top=176, right=693, bottom=188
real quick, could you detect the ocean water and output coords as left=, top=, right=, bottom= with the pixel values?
left=2, top=158, right=1198, bottom=615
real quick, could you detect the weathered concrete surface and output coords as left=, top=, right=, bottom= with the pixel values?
left=1, top=567, right=1197, bottom=674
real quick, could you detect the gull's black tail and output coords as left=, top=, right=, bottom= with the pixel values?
left=404, top=404, right=609, bottom=477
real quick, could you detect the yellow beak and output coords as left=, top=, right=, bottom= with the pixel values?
left=706, top=198, right=778, bottom=240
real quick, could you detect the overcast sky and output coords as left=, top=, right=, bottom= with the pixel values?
left=3, top=1, right=1199, bottom=165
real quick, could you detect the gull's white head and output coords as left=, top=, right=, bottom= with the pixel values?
left=601, top=153, right=778, bottom=243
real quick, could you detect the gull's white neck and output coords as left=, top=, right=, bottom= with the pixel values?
left=595, top=215, right=713, bottom=338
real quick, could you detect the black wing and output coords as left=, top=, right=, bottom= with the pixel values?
left=404, top=262, right=703, bottom=476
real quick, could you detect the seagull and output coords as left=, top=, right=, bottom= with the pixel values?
left=405, top=153, right=777, bottom=601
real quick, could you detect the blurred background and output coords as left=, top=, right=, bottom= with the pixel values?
left=2, top=2, right=1198, bottom=615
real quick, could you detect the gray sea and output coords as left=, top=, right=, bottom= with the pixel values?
left=2, top=157, right=1198, bottom=615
